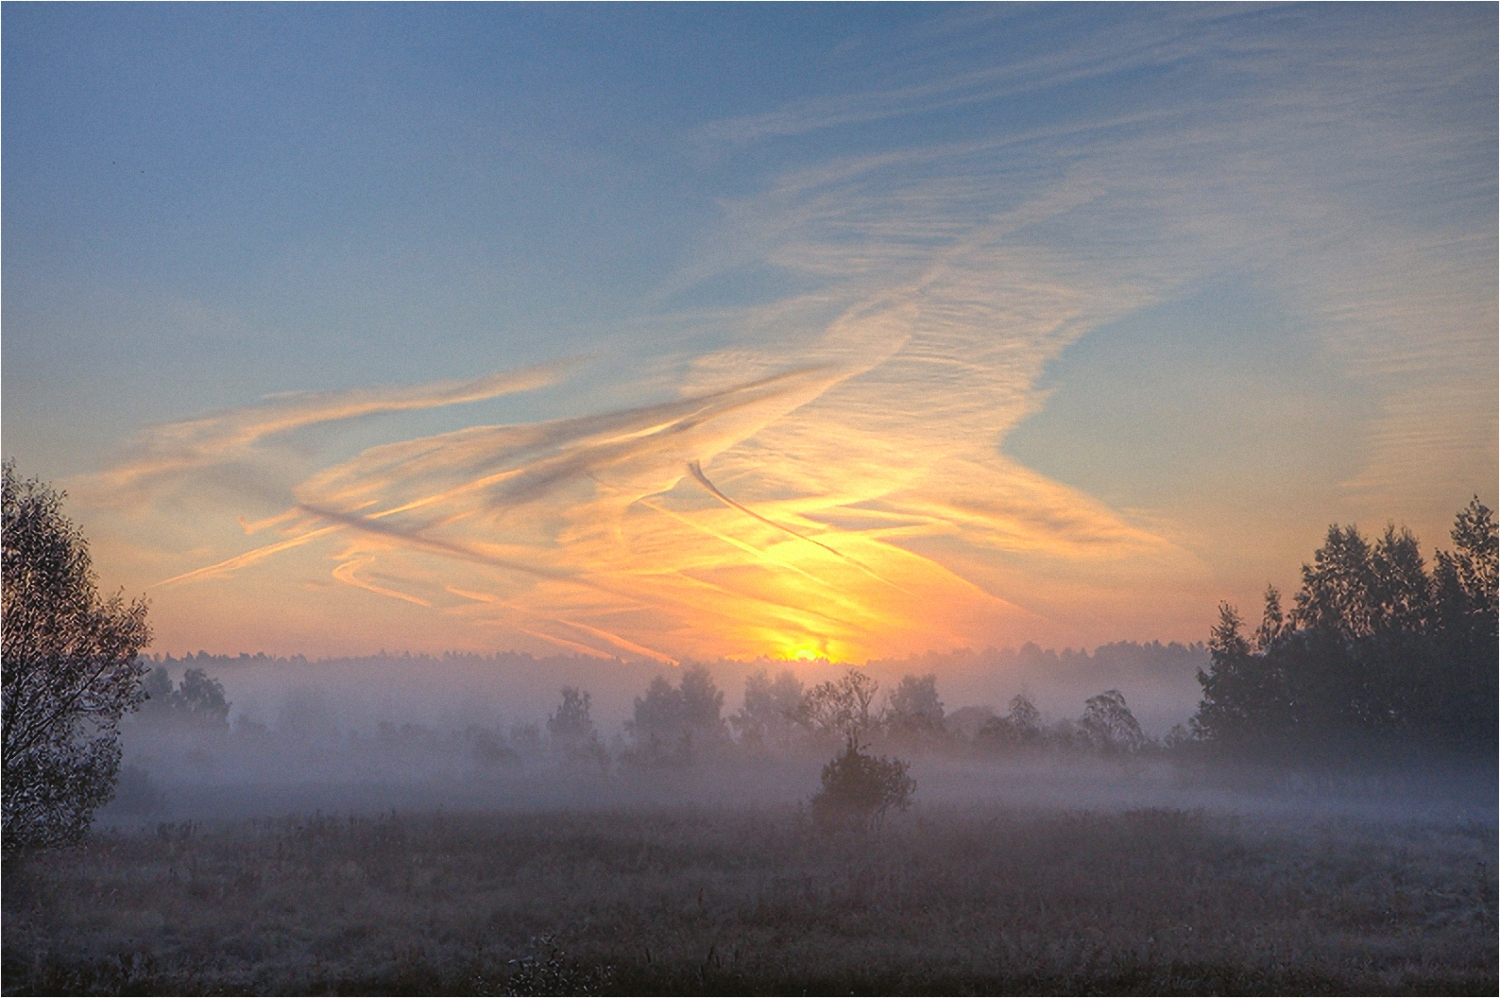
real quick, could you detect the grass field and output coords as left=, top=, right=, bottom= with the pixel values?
left=2, top=803, right=1495, bottom=995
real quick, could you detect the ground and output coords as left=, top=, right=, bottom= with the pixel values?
left=2, top=803, right=1495, bottom=995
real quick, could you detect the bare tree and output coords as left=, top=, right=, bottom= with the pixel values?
left=800, top=668, right=880, bottom=742
left=2, top=464, right=151, bottom=850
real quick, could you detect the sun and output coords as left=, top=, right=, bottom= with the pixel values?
left=767, top=634, right=848, bottom=664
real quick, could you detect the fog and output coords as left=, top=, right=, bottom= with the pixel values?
left=100, top=643, right=1494, bottom=829
left=145, top=642, right=1200, bottom=732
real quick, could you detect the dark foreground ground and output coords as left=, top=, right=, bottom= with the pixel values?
left=2, top=805, right=1495, bottom=996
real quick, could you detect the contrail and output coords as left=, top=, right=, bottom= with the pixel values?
left=447, top=587, right=658, bottom=662
left=153, top=525, right=343, bottom=587
left=686, top=460, right=910, bottom=593
left=637, top=498, right=862, bottom=608
left=557, top=618, right=678, bottom=666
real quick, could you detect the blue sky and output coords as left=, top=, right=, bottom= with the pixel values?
left=3, top=4, right=1495, bottom=660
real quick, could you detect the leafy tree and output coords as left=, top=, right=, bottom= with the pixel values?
left=624, top=665, right=727, bottom=763
left=1427, top=498, right=1499, bottom=747
left=1193, top=602, right=1291, bottom=747
left=461, top=724, right=518, bottom=769
left=1078, top=689, right=1149, bottom=753
left=627, top=675, right=679, bottom=742
left=547, top=686, right=607, bottom=771
left=977, top=693, right=1045, bottom=750
left=1293, top=524, right=1377, bottom=639
left=138, top=666, right=230, bottom=730
left=1193, top=499, right=1497, bottom=756
left=174, top=668, right=230, bottom=728
left=678, top=665, right=727, bottom=738
left=1006, top=693, right=1042, bottom=734
left=731, top=669, right=804, bottom=752
left=810, top=736, right=915, bottom=828
left=1434, top=498, right=1498, bottom=621
left=546, top=686, right=596, bottom=750
left=885, top=673, right=945, bottom=741
left=139, top=665, right=173, bottom=709
left=2, top=464, right=151, bottom=849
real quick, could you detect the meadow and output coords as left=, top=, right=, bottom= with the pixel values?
left=3, top=801, right=1495, bottom=996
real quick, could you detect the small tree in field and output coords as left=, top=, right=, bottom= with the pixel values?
left=799, top=668, right=880, bottom=743
left=137, top=666, right=230, bottom=730
left=885, top=672, right=945, bottom=742
left=547, top=686, right=608, bottom=772
left=1079, top=689, right=1149, bottom=753
left=811, top=736, right=915, bottom=829
left=2, top=464, right=151, bottom=850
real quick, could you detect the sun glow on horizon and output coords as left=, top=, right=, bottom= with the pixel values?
left=12, top=6, right=1491, bottom=661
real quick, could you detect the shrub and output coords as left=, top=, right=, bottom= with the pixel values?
left=810, top=736, right=915, bottom=828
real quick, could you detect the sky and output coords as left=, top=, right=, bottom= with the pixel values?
left=3, top=3, right=1495, bottom=663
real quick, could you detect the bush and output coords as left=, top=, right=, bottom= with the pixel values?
left=810, top=737, right=915, bottom=828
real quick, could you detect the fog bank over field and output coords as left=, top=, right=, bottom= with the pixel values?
left=135, top=640, right=1206, bottom=743
left=101, top=639, right=1497, bottom=831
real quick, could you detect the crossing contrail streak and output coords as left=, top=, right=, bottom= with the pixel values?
left=686, top=460, right=911, bottom=594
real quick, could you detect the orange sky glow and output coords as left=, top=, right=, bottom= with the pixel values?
left=7, top=6, right=1494, bottom=663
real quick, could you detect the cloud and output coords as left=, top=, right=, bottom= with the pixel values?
left=89, top=6, right=1493, bottom=660
left=94, top=361, right=573, bottom=502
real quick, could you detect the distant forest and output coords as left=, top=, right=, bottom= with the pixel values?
left=134, top=637, right=1207, bottom=746
left=132, top=500, right=1496, bottom=770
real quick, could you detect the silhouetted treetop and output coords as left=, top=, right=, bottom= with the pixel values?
left=1195, top=498, right=1497, bottom=758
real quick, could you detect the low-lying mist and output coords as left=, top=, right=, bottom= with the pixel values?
left=102, top=642, right=1494, bottom=829
left=24, top=642, right=1499, bottom=996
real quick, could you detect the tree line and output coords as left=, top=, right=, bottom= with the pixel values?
left=4, top=458, right=1494, bottom=850
left=1194, top=499, right=1497, bottom=760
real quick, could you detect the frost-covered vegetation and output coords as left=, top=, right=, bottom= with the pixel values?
left=4, top=806, right=1493, bottom=995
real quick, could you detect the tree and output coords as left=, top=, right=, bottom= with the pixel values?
left=799, top=668, right=880, bottom=742
left=137, top=666, right=230, bottom=730
left=731, top=668, right=804, bottom=752
left=3, top=464, right=151, bottom=850
left=1078, top=689, right=1149, bottom=753
left=1428, top=498, right=1499, bottom=749
left=174, top=668, right=230, bottom=728
left=885, top=673, right=945, bottom=741
left=810, top=736, right=915, bottom=829
left=978, top=693, right=1046, bottom=750
left=546, top=686, right=595, bottom=751
left=1193, top=602, right=1289, bottom=748
left=547, top=686, right=607, bottom=771
left=623, top=665, right=727, bottom=764
left=678, top=665, right=727, bottom=739
left=1193, top=499, right=1498, bottom=756
left=1433, top=497, right=1498, bottom=630
left=1006, top=693, right=1042, bottom=735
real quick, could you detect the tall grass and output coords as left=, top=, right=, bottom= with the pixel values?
left=3, top=805, right=1494, bottom=994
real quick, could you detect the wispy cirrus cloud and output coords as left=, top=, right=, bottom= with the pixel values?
left=83, top=5, right=1493, bottom=660
left=96, top=362, right=572, bottom=501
